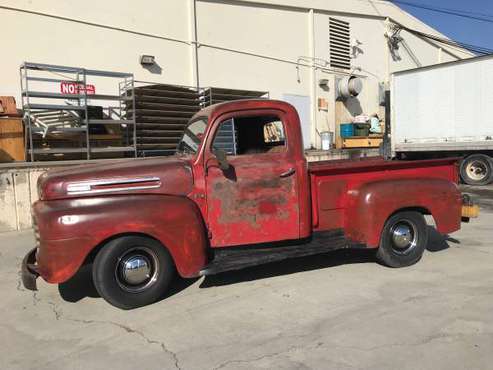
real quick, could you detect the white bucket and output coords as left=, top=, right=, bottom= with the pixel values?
left=321, top=131, right=333, bottom=150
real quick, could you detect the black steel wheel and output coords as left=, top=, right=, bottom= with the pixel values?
left=376, top=211, right=428, bottom=268
left=93, top=236, right=175, bottom=309
left=460, top=154, right=493, bottom=186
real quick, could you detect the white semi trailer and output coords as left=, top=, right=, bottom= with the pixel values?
left=390, top=55, right=493, bottom=185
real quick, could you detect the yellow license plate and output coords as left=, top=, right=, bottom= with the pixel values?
left=462, top=205, right=479, bottom=218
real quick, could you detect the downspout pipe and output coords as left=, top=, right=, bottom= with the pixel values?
left=189, top=0, right=200, bottom=90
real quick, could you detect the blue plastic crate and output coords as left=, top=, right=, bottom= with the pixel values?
left=340, top=123, right=354, bottom=138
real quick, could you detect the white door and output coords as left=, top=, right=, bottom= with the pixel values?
left=282, top=94, right=311, bottom=149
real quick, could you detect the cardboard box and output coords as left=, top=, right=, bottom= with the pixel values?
left=0, top=118, right=25, bottom=162
left=0, top=96, right=20, bottom=117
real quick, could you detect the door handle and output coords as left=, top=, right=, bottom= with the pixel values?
left=280, top=168, right=296, bottom=178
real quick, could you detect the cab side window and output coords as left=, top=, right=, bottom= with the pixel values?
left=212, top=115, right=286, bottom=155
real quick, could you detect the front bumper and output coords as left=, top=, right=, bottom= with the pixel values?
left=21, top=248, right=39, bottom=291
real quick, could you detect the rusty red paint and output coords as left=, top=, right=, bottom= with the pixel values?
left=28, top=99, right=466, bottom=287
left=37, top=157, right=194, bottom=200
left=310, top=160, right=461, bottom=247
left=33, top=195, right=207, bottom=281
left=206, top=153, right=299, bottom=247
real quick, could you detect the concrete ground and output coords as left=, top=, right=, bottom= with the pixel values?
left=1, top=185, right=492, bottom=370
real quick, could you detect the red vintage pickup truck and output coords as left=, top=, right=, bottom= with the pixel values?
left=22, top=99, right=478, bottom=309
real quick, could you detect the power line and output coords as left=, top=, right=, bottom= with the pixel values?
left=396, top=25, right=493, bottom=55
left=395, top=1, right=493, bottom=19
left=386, top=0, right=493, bottom=24
left=381, top=0, right=493, bottom=55
left=405, top=28, right=493, bottom=54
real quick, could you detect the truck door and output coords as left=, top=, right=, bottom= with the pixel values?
left=205, top=111, right=300, bottom=247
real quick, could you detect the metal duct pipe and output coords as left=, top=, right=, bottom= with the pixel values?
left=337, top=76, right=363, bottom=100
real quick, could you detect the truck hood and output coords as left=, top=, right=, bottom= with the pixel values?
left=37, top=157, right=194, bottom=200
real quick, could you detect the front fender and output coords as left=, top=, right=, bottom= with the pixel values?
left=33, top=195, right=208, bottom=282
left=345, top=178, right=462, bottom=247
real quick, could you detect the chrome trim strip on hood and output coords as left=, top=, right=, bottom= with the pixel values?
left=66, top=177, right=161, bottom=195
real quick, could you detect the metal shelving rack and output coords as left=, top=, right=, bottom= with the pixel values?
left=20, top=62, right=137, bottom=161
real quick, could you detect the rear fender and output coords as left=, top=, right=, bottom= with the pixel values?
left=345, top=179, right=462, bottom=247
left=34, top=195, right=208, bottom=282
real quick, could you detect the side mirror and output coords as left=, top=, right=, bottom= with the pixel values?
left=214, top=149, right=230, bottom=171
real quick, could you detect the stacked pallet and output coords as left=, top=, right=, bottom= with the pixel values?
left=127, top=84, right=201, bottom=156
left=127, top=84, right=268, bottom=157
left=201, top=87, right=268, bottom=106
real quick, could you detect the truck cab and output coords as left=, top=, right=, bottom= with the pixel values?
left=181, top=100, right=311, bottom=247
left=22, top=99, right=478, bottom=309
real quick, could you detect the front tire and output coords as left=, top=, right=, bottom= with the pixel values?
left=460, top=154, right=493, bottom=186
left=92, top=236, right=175, bottom=309
left=376, top=211, right=428, bottom=268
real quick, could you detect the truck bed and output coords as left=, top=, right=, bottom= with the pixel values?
left=308, top=157, right=460, bottom=236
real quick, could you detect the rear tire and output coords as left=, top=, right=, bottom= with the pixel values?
left=376, top=211, right=428, bottom=268
left=460, top=154, right=493, bottom=186
left=92, top=236, right=175, bottom=309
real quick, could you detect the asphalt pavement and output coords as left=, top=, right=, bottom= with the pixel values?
left=1, top=185, right=492, bottom=370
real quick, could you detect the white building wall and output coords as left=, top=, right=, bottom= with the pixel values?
left=196, top=0, right=311, bottom=94
left=0, top=0, right=473, bottom=150
left=0, top=0, right=194, bottom=97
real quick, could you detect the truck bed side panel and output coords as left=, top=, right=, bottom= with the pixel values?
left=309, top=158, right=461, bottom=247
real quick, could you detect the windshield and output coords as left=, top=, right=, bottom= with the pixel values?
left=176, top=117, right=207, bottom=155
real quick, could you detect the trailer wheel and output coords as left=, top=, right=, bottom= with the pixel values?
left=460, top=154, right=493, bottom=186
left=92, top=236, right=175, bottom=309
left=376, top=211, right=428, bottom=268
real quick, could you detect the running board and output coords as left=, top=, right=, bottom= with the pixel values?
left=200, top=230, right=363, bottom=276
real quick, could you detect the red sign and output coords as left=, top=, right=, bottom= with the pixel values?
left=60, top=81, right=96, bottom=95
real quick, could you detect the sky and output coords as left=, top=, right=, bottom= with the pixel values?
left=393, top=0, right=493, bottom=52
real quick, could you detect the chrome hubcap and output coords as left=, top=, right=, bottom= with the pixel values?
left=466, top=160, right=487, bottom=181
left=122, top=255, right=151, bottom=285
left=115, top=247, right=159, bottom=293
left=390, top=220, right=417, bottom=254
